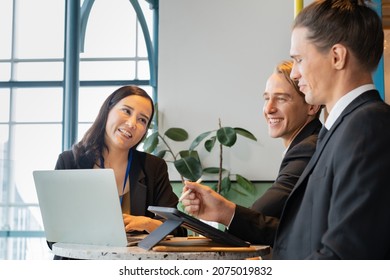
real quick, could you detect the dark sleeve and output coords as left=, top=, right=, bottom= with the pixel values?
left=54, top=150, right=77, bottom=170
left=251, top=135, right=317, bottom=218
left=228, top=205, right=279, bottom=246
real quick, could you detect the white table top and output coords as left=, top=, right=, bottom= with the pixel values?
left=52, top=238, right=270, bottom=260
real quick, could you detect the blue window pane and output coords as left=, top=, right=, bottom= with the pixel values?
left=0, top=89, right=10, bottom=121
left=0, top=236, right=53, bottom=260
left=0, top=0, right=13, bottom=59
left=81, top=0, right=137, bottom=58
left=138, top=60, right=151, bottom=80
left=78, top=86, right=114, bottom=122
left=0, top=124, right=10, bottom=203
left=14, top=0, right=64, bottom=59
left=78, top=123, right=92, bottom=143
left=13, top=88, right=62, bottom=122
left=0, top=63, right=11, bottom=81
left=13, top=62, right=63, bottom=81
left=79, top=61, right=136, bottom=80
left=13, top=124, right=62, bottom=204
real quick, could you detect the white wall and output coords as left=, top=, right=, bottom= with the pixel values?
left=158, top=0, right=296, bottom=180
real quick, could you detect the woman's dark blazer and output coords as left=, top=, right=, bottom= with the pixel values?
left=229, top=118, right=322, bottom=246
left=55, top=149, right=183, bottom=222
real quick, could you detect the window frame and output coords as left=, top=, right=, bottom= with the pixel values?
left=0, top=0, right=158, bottom=260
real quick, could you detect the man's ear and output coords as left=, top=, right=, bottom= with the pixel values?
left=331, top=43, right=347, bottom=70
left=308, top=104, right=322, bottom=116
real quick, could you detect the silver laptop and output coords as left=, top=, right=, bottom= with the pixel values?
left=33, top=169, right=130, bottom=247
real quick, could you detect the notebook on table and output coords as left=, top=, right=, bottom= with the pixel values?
left=33, top=169, right=145, bottom=247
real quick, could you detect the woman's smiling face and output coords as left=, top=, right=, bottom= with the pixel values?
left=104, top=95, right=152, bottom=151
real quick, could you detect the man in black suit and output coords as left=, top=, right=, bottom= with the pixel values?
left=251, top=60, right=322, bottom=219
left=182, top=0, right=390, bottom=259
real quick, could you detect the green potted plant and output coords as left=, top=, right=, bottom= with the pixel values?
left=142, top=118, right=257, bottom=197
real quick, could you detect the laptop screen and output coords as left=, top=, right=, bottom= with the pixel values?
left=33, top=169, right=128, bottom=247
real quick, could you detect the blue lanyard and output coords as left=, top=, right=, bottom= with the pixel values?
left=100, top=149, right=133, bottom=206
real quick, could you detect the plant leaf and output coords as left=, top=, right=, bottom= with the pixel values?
left=155, top=150, right=167, bottom=159
left=204, top=136, right=216, bottom=152
left=220, top=176, right=231, bottom=194
left=165, top=128, right=188, bottom=141
left=209, top=183, right=218, bottom=192
left=230, top=187, right=248, bottom=197
left=189, top=131, right=212, bottom=150
left=216, top=127, right=237, bottom=147
left=234, top=127, right=257, bottom=141
left=179, top=150, right=200, bottom=162
left=203, top=167, right=220, bottom=174
left=235, top=174, right=255, bottom=194
left=203, top=167, right=227, bottom=174
left=174, top=156, right=202, bottom=181
left=142, top=131, right=159, bottom=153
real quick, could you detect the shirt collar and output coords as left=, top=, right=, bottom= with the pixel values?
left=282, top=145, right=289, bottom=158
left=324, top=84, right=375, bottom=129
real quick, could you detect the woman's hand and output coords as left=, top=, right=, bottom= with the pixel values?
left=122, top=214, right=162, bottom=233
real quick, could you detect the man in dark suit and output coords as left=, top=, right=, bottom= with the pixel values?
left=251, top=60, right=322, bottom=219
left=182, top=0, right=390, bottom=259
left=180, top=59, right=322, bottom=246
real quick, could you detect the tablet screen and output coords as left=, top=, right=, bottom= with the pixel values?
left=147, top=206, right=250, bottom=247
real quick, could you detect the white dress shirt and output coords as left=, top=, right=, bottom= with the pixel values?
left=324, top=84, right=376, bottom=129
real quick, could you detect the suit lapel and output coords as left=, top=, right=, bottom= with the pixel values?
left=290, top=90, right=381, bottom=195
left=289, top=118, right=322, bottom=151
left=129, top=151, right=147, bottom=216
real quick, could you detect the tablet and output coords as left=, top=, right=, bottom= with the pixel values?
left=137, top=206, right=250, bottom=250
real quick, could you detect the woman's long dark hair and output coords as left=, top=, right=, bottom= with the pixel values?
left=72, top=85, right=155, bottom=168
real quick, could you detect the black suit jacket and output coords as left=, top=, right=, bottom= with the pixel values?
left=251, top=118, right=322, bottom=218
left=228, top=118, right=321, bottom=246
left=272, top=90, right=390, bottom=259
left=230, top=90, right=390, bottom=259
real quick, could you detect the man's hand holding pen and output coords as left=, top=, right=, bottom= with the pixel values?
left=180, top=179, right=236, bottom=227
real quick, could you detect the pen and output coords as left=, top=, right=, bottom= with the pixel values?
left=178, top=178, right=202, bottom=202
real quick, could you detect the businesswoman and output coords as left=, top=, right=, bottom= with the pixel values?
left=54, top=85, right=186, bottom=242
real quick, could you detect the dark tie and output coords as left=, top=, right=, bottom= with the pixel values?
left=317, top=125, right=328, bottom=143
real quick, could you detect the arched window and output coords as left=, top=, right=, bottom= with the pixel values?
left=0, top=0, right=156, bottom=259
